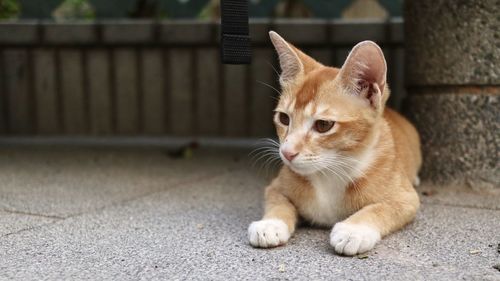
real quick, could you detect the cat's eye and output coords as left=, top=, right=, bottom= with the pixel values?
left=314, top=120, right=335, bottom=133
left=278, top=112, right=290, bottom=126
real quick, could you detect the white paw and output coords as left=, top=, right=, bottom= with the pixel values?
left=248, top=219, right=290, bottom=248
left=330, top=222, right=381, bottom=256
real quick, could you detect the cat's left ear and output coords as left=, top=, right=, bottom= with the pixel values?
left=338, top=41, right=387, bottom=110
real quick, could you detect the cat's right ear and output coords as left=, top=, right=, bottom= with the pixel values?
left=269, top=31, right=304, bottom=86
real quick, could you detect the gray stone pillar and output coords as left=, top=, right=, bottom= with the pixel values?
left=404, top=0, right=499, bottom=189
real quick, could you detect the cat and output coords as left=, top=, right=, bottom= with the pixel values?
left=248, top=31, right=421, bottom=256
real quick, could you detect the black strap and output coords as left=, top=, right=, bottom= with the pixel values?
left=220, top=0, right=252, bottom=64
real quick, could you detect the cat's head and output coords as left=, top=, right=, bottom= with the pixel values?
left=269, top=31, right=389, bottom=176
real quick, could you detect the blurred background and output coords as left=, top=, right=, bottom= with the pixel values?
left=0, top=0, right=402, bottom=20
left=0, top=0, right=405, bottom=139
left=0, top=0, right=496, bottom=213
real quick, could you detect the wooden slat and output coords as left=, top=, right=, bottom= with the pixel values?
left=87, top=49, right=112, bottom=135
left=223, top=64, right=247, bottom=137
left=274, top=22, right=328, bottom=44
left=335, top=48, right=350, bottom=67
left=387, top=47, right=405, bottom=110
left=0, top=49, right=6, bottom=134
left=394, top=48, right=406, bottom=109
left=114, top=49, right=139, bottom=134
left=196, top=48, right=220, bottom=136
left=251, top=48, right=276, bottom=137
left=2, top=49, right=33, bottom=134
left=33, top=48, right=58, bottom=134
left=141, top=48, right=165, bottom=135
left=383, top=48, right=395, bottom=108
left=168, top=48, right=193, bottom=136
left=309, top=48, right=333, bottom=66
left=59, top=49, right=86, bottom=134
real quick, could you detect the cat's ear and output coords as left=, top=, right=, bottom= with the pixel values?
left=269, top=31, right=319, bottom=86
left=338, top=41, right=387, bottom=109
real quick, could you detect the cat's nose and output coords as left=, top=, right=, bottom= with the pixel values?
left=282, top=149, right=299, bottom=162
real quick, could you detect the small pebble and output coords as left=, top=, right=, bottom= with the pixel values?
left=469, top=249, right=481, bottom=255
left=357, top=254, right=369, bottom=259
left=278, top=264, right=285, bottom=272
left=421, top=190, right=436, bottom=196
left=196, top=224, right=204, bottom=229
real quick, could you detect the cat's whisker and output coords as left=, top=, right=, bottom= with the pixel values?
left=251, top=150, right=279, bottom=170
left=249, top=140, right=279, bottom=157
left=262, top=138, right=280, bottom=147
left=249, top=147, right=278, bottom=158
left=256, top=80, right=281, bottom=97
left=257, top=142, right=280, bottom=151
left=326, top=162, right=366, bottom=184
left=251, top=151, right=281, bottom=170
left=253, top=151, right=279, bottom=165
left=253, top=138, right=280, bottom=146
left=333, top=164, right=358, bottom=185
left=260, top=154, right=282, bottom=177
left=320, top=155, right=368, bottom=177
left=325, top=159, right=364, bottom=174
left=312, top=162, right=329, bottom=178
left=249, top=137, right=282, bottom=174
left=308, top=158, right=362, bottom=186
left=267, top=156, right=283, bottom=171
left=323, top=154, right=363, bottom=164
left=263, top=151, right=280, bottom=164
left=249, top=147, right=271, bottom=156
left=309, top=159, right=349, bottom=181
left=248, top=146, right=276, bottom=158
left=323, top=165, right=351, bottom=184
left=265, top=61, right=280, bottom=77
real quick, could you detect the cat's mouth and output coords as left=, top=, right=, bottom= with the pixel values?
left=280, top=156, right=322, bottom=176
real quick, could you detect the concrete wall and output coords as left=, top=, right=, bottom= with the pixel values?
left=405, top=0, right=499, bottom=189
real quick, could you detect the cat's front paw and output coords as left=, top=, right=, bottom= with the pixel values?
left=330, top=222, right=381, bottom=256
left=248, top=219, right=290, bottom=248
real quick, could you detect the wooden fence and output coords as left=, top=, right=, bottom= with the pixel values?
left=0, top=19, right=404, bottom=137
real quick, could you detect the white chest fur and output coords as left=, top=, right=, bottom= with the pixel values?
left=298, top=138, right=379, bottom=226
left=299, top=173, right=350, bottom=226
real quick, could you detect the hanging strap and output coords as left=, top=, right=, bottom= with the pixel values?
left=220, top=0, right=252, bottom=64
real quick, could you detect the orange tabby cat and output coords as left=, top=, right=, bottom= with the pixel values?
left=248, top=31, right=421, bottom=256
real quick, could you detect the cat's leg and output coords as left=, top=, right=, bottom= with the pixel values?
left=330, top=188, right=419, bottom=256
left=248, top=185, right=298, bottom=248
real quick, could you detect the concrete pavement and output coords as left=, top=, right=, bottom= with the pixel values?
left=0, top=147, right=499, bottom=280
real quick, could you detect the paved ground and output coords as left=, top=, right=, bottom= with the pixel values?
left=0, top=147, right=499, bottom=280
